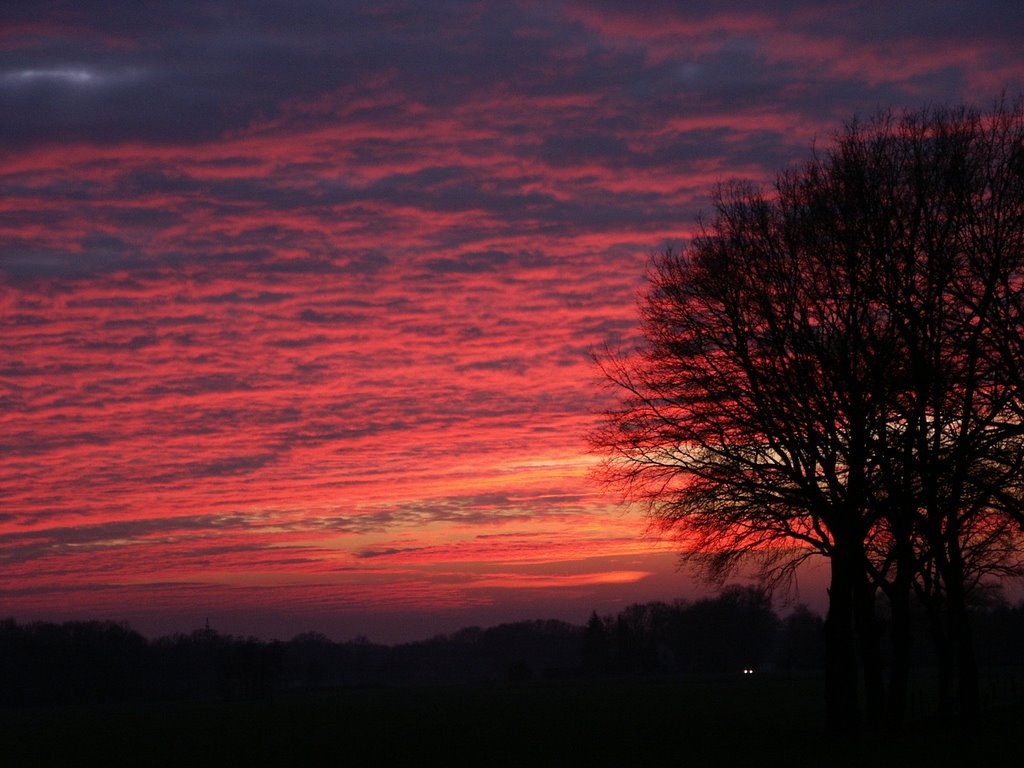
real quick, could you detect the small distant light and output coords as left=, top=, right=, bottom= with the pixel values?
left=742, top=668, right=755, bottom=675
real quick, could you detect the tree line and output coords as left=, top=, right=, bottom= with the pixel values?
left=0, top=589, right=801, bottom=705
left=594, top=98, right=1024, bottom=733
left=4, top=587, right=1024, bottom=709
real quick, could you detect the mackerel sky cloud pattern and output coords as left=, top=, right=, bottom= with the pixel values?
left=2, top=0, right=1023, bottom=641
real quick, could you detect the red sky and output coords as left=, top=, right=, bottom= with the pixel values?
left=2, top=1, right=1022, bottom=643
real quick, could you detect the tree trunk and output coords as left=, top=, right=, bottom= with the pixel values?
left=945, top=570, right=980, bottom=728
left=938, top=520, right=980, bottom=729
left=854, top=572, right=884, bottom=730
left=886, top=581, right=912, bottom=730
left=824, top=550, right=860, bottom=735
left=922, top=590, right=955, bottom=720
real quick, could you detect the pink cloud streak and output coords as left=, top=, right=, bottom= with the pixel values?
left=2, top=0, right=1022, bottom=641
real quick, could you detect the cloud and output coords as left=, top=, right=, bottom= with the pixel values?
left=1, top=0, right=1021, bottom=635
left=465, top=570, right=651, bottom=590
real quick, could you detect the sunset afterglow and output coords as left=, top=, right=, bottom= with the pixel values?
left=2, top=1, right=1022, bottom=642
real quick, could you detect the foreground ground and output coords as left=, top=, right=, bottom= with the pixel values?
left=3, top=673, right=1022, bottom=766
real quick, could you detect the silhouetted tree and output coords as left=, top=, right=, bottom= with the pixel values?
left=583, top=611, right=611, bottom=674
left=674, top=587, right=780, bottom=674
left=777, top=605, right=826, bottom=672
left=595, top=97, right=1024, bottom=732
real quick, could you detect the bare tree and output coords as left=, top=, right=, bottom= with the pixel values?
left=594, top=97, right=1024, bottom=732
left=596, top=182, right=893, bottom=731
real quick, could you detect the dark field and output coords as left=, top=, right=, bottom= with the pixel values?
left=4, top=673, right=1022, bottom=766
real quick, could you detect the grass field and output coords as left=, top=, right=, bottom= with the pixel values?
left=3, top=673, right=1021, bottom=766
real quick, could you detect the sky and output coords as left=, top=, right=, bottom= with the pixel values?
left=2, top=1, right=1023, bottom=644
